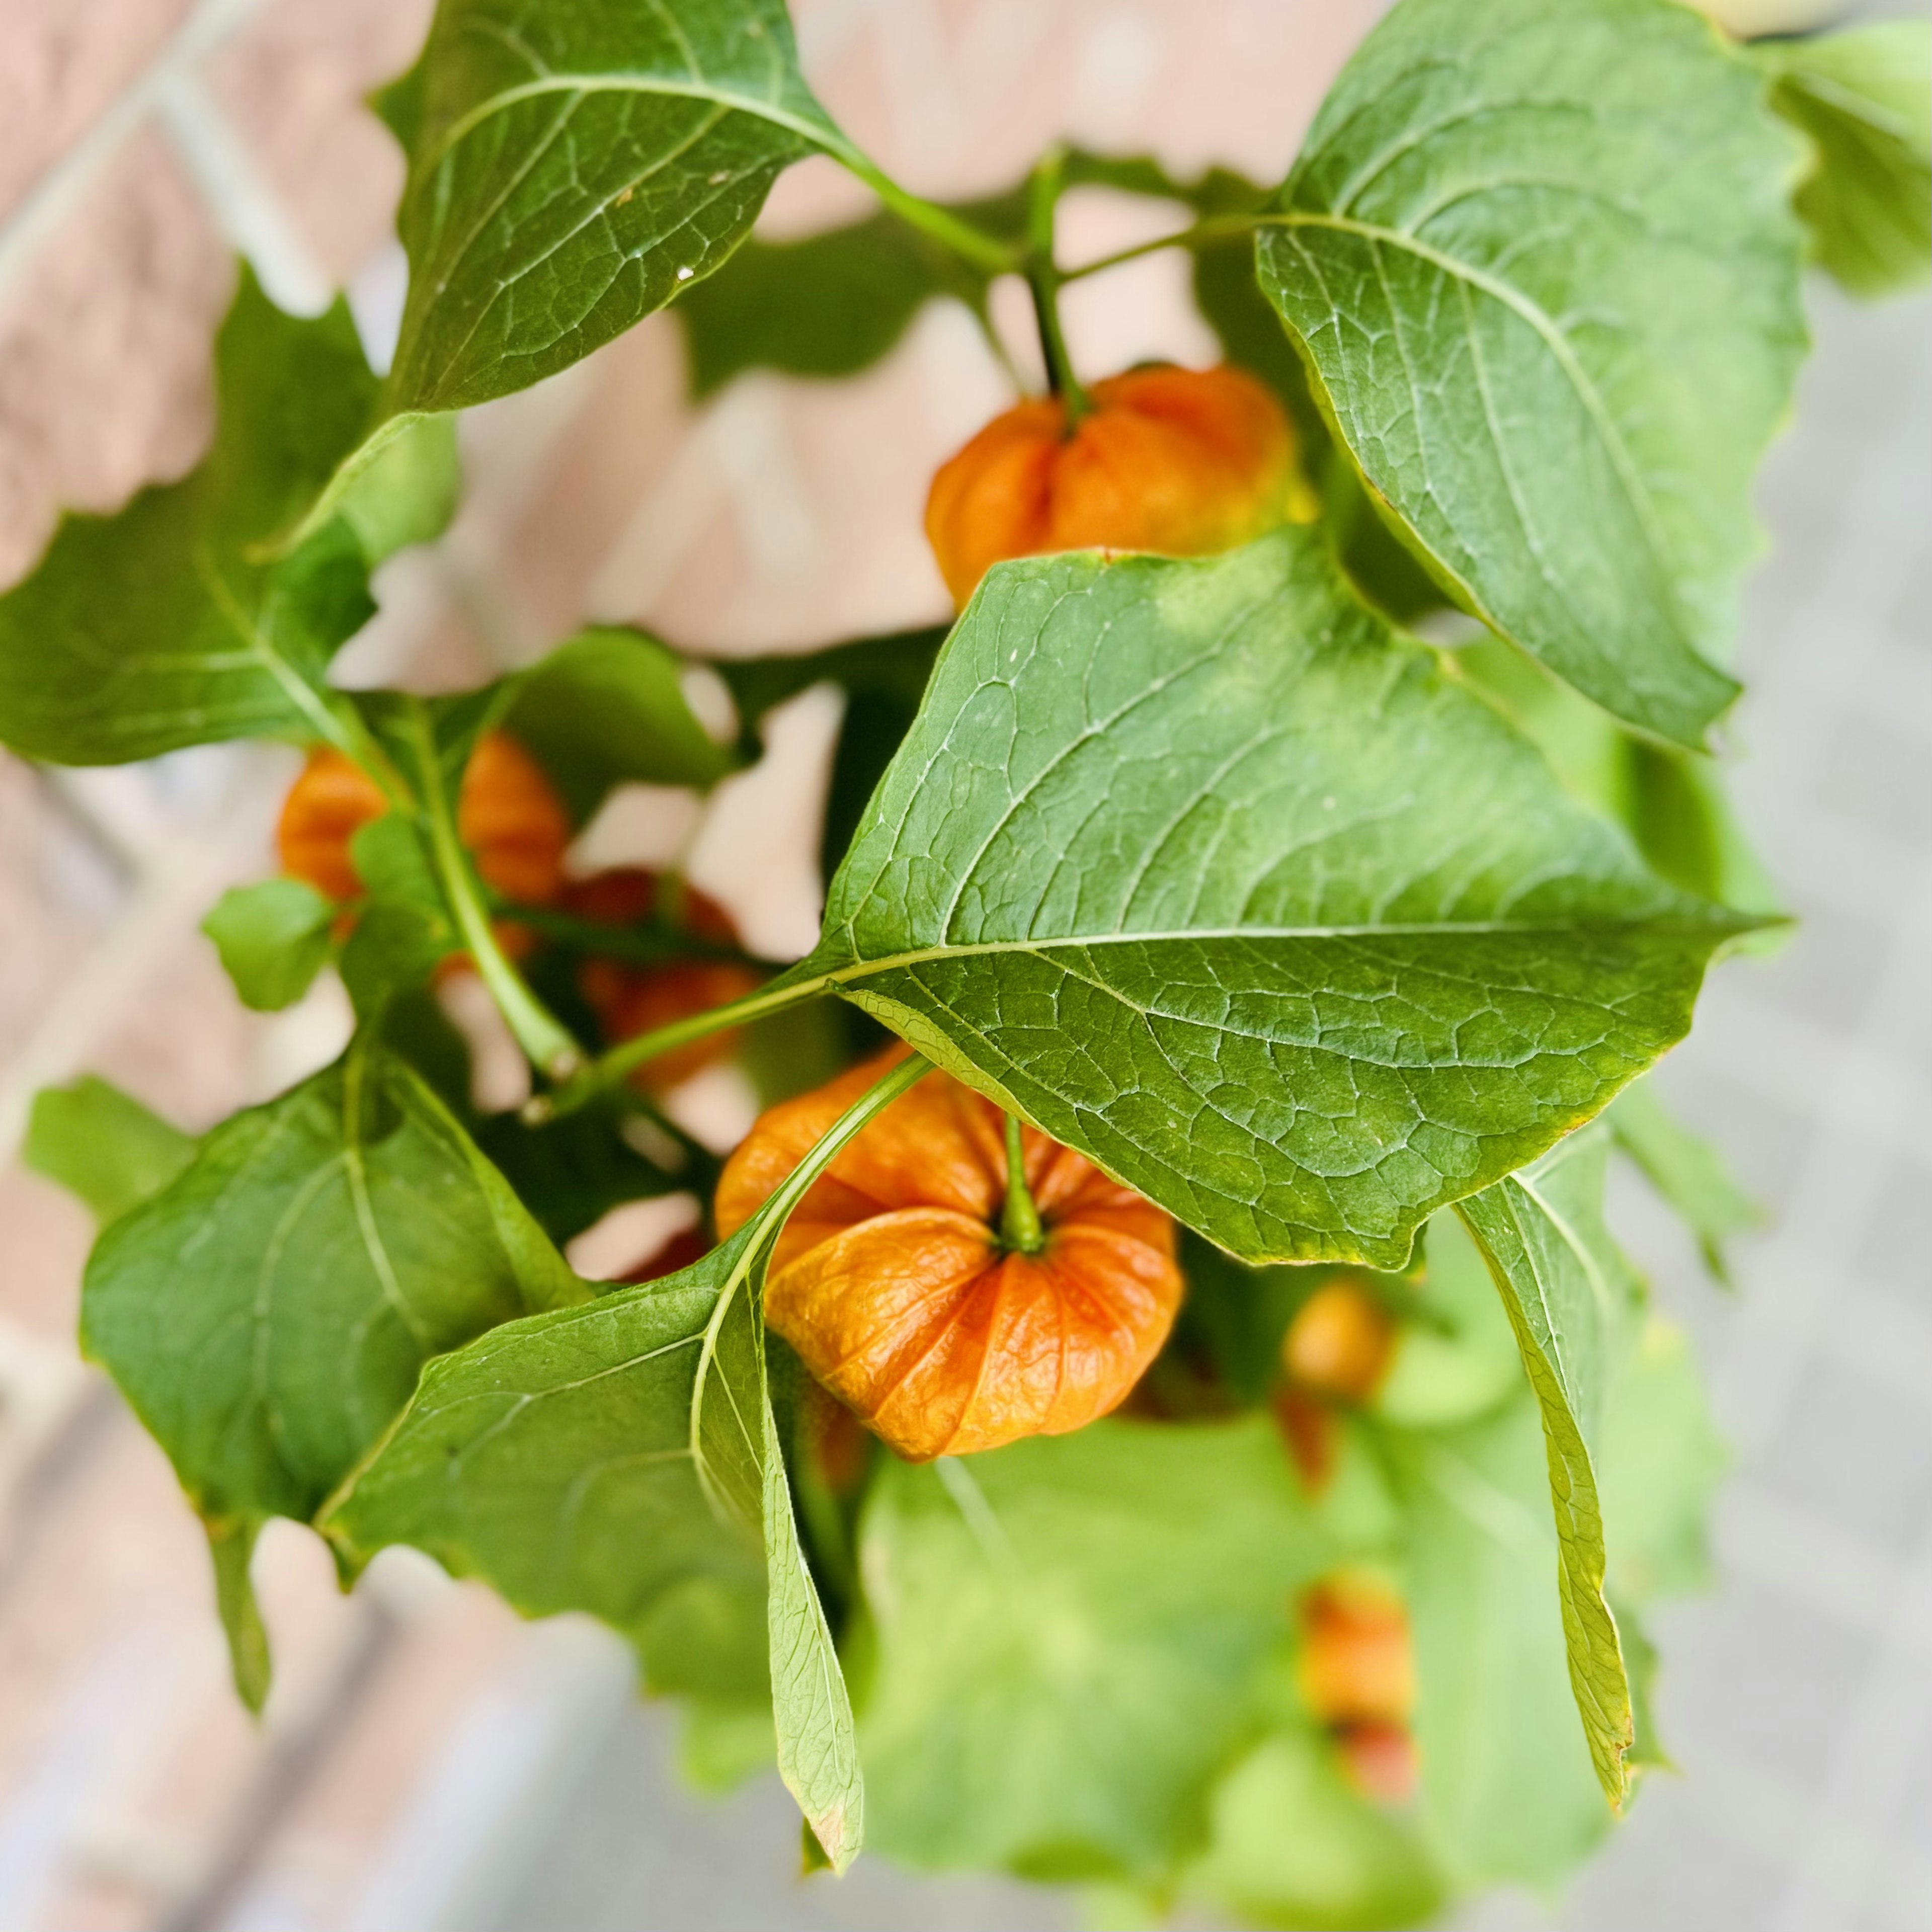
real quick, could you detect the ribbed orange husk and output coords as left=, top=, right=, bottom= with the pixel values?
left=714, top=1046, right=1183, bottom=1461
left=275, top=732, right=570, bottom=907
left=924, top=362, right=1300, bottom=608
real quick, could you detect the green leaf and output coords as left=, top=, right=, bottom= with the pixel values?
left=1389, top=1399, right=1616, bottom=1888
left=22, top=1076, right=196, bottom=1226
left=325, top=1055, right=928, bottom=1869
left=207, top=1513, right=273, bottom=1716
left=1455, top=1125, right=1639, bottom=1807
left=504, top=625, right=734, bottom=823
left=1606, top=1076, right=1760, bottom=1284
left=0, top=274, right=446, bottom=766
left=321, top=1215, right=860, bottom=1865
left=1758, top=23, right=1931, bottom=298
left=336, top=813, right=455, bottom=1015
left=202, top=877, right=337, bottom=1013
left=378, top=0, right=848, bottom=425
left=1258, top=0, right=1807, bottom=747
left=82, top=1033, right=583, bottom=1529
left=856, top=1418, right=1362, bottom=1881
left=1179, top=1726, right=1447, bottom=1930
left=801, top=531, right=1751, bottom=1268
left=1448, top=635, right=1785, bottom=917
left=321, top=1228, right=770, bottom=1701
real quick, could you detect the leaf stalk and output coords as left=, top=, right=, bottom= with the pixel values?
left=402, top=700, right=584, bottom=1082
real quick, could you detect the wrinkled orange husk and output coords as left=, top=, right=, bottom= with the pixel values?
left=580, top=957, right=763, bottom=1092
left=715, top=1046, right=1184, bottom=1461
left=1298, top=1574, right=1416, bottom=1731
left=1282, top=1278, right=1396, bottom=1405
left=276, top=732, right=570, bottom=908
left=924, top=363, right=1305, bottom=608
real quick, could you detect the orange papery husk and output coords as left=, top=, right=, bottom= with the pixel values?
left=714, top=1046, right=1184, bottom=1462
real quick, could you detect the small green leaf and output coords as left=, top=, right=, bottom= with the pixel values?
left=857, top=1419, right=1357, bottom=1880
left=1455, top=1126, right=1638, bottom=1807
left=202, top=877, right=337, bottom=1012
left=82, top=1033, right=583, bottom=1529
left=23, top=1076, right=195, bottom=1226
left=1606, top=1077, right=1760, bottom=1284
left=1258, top=0, right=1807, bottom=746
left=504, top=626, right=734, bottom=822
left=206, top=1513, right=272, bottom=1716
left=802, top=532, right=1754, bottom=1267
left=1758, top=23, right=1931, bottom=299
left=337, top=815, right=455, bottom=1015
left=0, top=274, right=447, bottom=767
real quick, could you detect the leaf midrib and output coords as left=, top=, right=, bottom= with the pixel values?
left=421, top=72, right=847, bottom=178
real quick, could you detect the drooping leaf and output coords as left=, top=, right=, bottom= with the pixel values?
left=796, top=532, right=1752, bottom=1268
left=505, top=625, right=734, bottom=823
left=856, top=1418, right=1363, bottom=1880
left=1605, top=1075, right=1760, bottom=1284
left=324, top=1053, right=930, bottom=1870
left=82, top=1032, right=583, bottom=1530
left=1258, top=0, right=1807, bottom=747
left=1757, top=23, right=1931, bottom=298
left=202, top=877, right=338, bottom=1013
left=1388, top=1398, right=1617, bottom=1888
left=23, top=1076, right=196, bottom=1226
left=0, top=274, right=449, bottom=766
left=1455, top=1125, right=1640, bottom=1806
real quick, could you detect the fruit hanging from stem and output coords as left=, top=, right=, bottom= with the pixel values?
left=715, top=1045, right=1183, bottom=1462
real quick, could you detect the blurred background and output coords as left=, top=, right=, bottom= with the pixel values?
left=0, top=1, right=1927, bottom=1927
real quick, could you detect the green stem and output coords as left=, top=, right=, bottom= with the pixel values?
left=836, top=153, right=1019, bottom=276
left=999, top=1112, right=1046, bottom=1254
left=1059, top=210, right=1279, bottom=283
left=1024, top=146, right=1089, bottom=422
left=526, top=969, right=835, bottom=1124
left=403, top=700, right=584, bottom=1082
